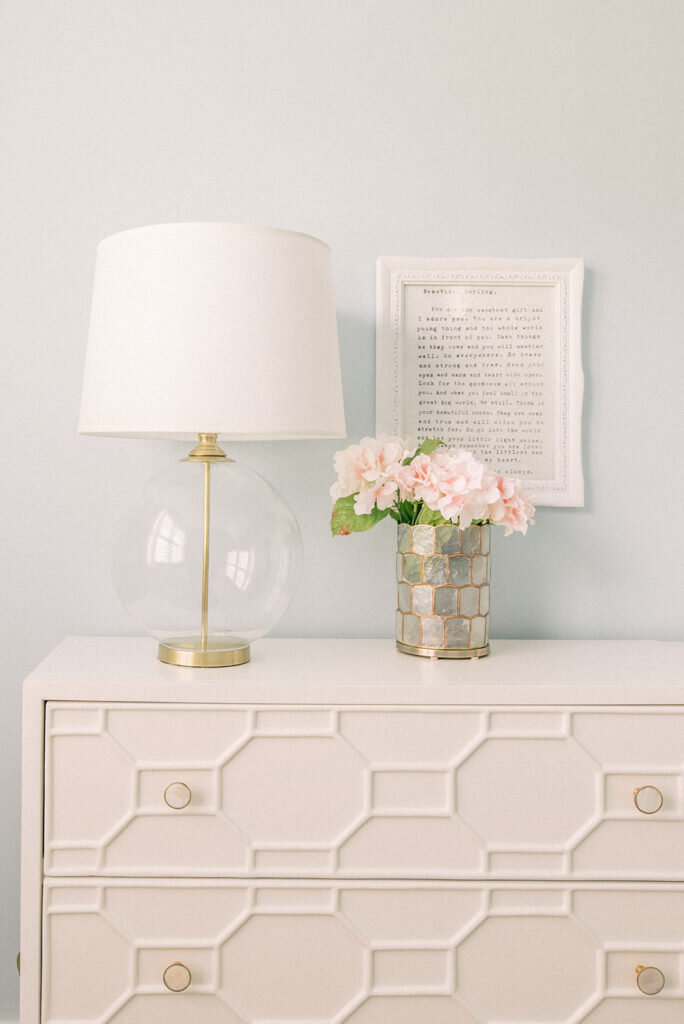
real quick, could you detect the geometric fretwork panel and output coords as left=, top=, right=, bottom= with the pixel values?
left=458, top=915, right=597, bottom=1020
left=457, top=738, right=597, bottom=845
left=223, top=736, right=366, bottom=844
left=44, top=703, right=684, bottom=879
left=42, top=880, right=684, bottom=1023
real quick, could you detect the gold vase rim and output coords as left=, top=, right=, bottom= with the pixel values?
left=399, top=522, right=489, bottom=530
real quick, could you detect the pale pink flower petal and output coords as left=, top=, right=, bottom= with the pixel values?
left=332, top=436, right=534, bottom=534
left=401, top=453, right=442, bottom=508
left=354, top=479, right=398, bottom=516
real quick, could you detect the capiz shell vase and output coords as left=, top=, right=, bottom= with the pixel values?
left=396, top=523, right=490, bottom=658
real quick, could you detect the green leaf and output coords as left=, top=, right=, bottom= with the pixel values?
left=416, top=505, right=448, bottom=526
left=403, top=438, right=444, bottom=464
left=331, top=495, right=392, bottom=535
left=414, top=438, right=444, bottom=457
left=396, top=500, right=417, bottom=523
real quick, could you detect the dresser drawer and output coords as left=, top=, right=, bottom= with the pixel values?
left=44, top=702, right=684, bottom=879
left=42, top=878, right=684, bottom=1023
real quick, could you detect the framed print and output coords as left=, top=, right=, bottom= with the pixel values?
left=376, top=257, right=584, bottom=506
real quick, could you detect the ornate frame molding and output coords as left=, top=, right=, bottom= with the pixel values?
left=376, top=257, right=584, bottom=506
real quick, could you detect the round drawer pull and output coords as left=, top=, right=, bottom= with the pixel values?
left=633, top=785, right=663, bottom=815
left=164, top=781, right=192, bottom=810
left=636, top=965, right=665, bottom=995
left=163, top=961, right=192, bottom=992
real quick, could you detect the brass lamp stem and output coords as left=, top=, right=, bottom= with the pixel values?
left=201, top=460, right=211, bottom=651
left=158, top=434, right=249, bottom=668
left=184, top=434, right=229, bottom=652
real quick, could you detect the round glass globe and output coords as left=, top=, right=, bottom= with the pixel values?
left=112, top=457, right=302, bottom=665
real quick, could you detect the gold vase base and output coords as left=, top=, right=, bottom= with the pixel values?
left=396, top=641, right=490, bottom=660
left=158, top=636, right=250, bottom=668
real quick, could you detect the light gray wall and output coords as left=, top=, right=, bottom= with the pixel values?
left=2, top=0, right=683, bottom=1014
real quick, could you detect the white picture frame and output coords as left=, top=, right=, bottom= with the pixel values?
left=376, top=256, right=584, bottom=507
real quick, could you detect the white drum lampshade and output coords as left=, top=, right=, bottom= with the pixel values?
left=79, top=223, right=346, bottom=667
left=80, top=222, right=345, bottom=440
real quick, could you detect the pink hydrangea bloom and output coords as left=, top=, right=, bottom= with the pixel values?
left=330, top=435, right=407, bottom=498
left=396, top=453, right=441, bottom=506
left=354, top=479, right=399, bottom=515
left=330, top=437, right=535, bottom=535
left=330, top=435, right=410, bottom=513
left=428, top=450, right=486, bottom=521
left=489, top=476, right=536, bottom=535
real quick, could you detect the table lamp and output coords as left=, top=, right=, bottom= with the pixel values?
left=79, top=222, right=346, bottom=667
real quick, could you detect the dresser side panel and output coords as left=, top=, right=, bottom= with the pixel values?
left=20, top=689, right=44, bottom=1024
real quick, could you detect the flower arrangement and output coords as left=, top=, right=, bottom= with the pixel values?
left=330, top=436, right=535, bottom=537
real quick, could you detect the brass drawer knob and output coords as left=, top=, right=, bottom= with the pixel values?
left=163, top=961, right=192, bottom=992
left=634, top=785, right=663, bottom=815
left=164, top=781, right=192, bottom=810
left=636, top=965, right=665, bottom=995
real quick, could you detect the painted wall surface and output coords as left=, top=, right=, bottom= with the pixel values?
left=2, top=0, right=683, bottom=1014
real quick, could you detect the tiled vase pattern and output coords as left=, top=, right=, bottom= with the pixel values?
left=396, top=524, right=490, bottom=656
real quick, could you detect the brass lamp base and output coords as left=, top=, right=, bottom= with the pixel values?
left=158, top=636, right=250, bottom=668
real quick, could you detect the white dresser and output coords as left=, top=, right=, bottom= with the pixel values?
left=21, top=636, right=684, bottom=1023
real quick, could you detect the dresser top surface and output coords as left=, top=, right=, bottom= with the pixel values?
left=23, top=636, right=684, bottom=705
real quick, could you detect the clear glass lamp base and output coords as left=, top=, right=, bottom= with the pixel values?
left=158, top=635, right=250, bottom=668
left=114, top=435, right=302, bottom=671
